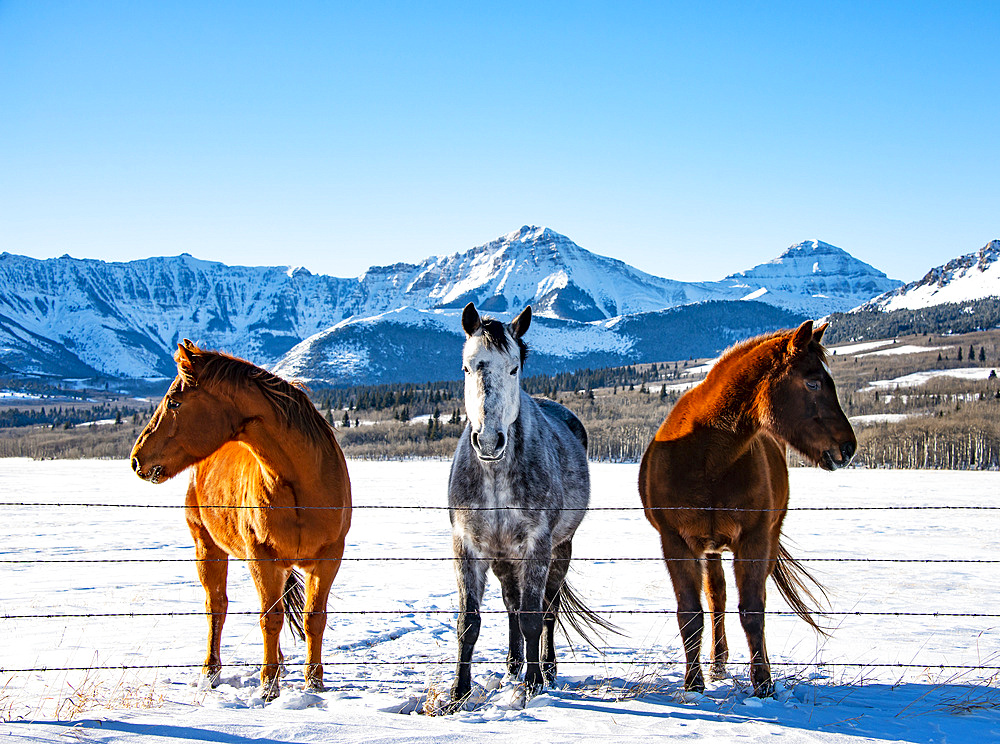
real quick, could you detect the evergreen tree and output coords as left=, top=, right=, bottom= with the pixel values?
left=341, top=410, right=350, bottom=428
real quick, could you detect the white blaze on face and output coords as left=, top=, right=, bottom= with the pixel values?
left=462, top=330, right=521, bottom=459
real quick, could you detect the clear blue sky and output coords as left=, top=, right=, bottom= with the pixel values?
left=1, top=1, right=997, bottom=283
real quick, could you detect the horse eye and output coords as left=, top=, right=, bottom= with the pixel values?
left=805, top=380, right=821, bottom=391
left=166, top=398, right=181, bottom=410
left=509, top=367, right=518, bottom=376
left=462, top=366, right=470, bottom=374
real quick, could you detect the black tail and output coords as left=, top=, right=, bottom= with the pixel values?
left=772, top=543, right=829, bottom=636
left=550, top=580, right=622, bottom=650
left=282, top=569, right=307, bottom=642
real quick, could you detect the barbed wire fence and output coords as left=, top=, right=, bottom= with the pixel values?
left=2, top=501, right=1000, bottom=691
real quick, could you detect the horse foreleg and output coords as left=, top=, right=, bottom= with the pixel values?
left=733, top=533, right=773, bottom=697
left=302, top=542, right=344, bottom=692
left=541, top=540, right=572, bottom=685
left=518, top=539, right=552, bottom=696
left=249, top=557, right=288, bottom=702
left=492, top=560, right=523, bottom=678
left=660, top=531, right=706, bottom=692
left=192, top=532, right=229, bottom=686
left=704, top=553, right=729, bottom=679
left=450, top=537, right=487, bottom=710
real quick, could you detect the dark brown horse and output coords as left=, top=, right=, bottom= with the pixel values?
left=639, top=321, right=855, bottom=697
left=130, top=340, right=351, bottom=701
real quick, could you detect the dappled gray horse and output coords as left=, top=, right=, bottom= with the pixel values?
left=447, top=302, right=609, bottom=708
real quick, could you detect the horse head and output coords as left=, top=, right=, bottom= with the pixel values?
left=762, top=321, right=857, bottom=471
left=460, top=302, right=531, bottom=462
left=130, top=340, right=243, bottom=483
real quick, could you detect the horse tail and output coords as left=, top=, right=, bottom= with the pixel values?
left=772, top=543, right=830, bottom=636
left=551, top=580, right=622, bottom=650
left=282, top=569, right=307, bottom=642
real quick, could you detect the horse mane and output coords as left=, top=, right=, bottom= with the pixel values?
left=185, top=350, right=337, bottom=449
left=708, top=327, right=827, bottom=383
left=479, top=317, right=529, bottom=367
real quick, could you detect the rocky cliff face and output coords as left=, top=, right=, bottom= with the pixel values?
left=0, top=228, right=905, bottom=382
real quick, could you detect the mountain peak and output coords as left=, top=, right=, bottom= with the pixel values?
left=776, top=240, right=847, bottom=260
left=861, top=239, right=1000, bottom=311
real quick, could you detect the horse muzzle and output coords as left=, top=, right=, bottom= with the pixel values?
left=471, top=429, right=507, bottom=462
left=131, top=457, right=165, bottom=484
left=820, top=441, right=856, bottom=471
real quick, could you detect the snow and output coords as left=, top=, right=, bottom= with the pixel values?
left=0, top=390, right=44, bottom=400
left=863, top=240, right=1000, bottom=311
left=857, top=344, right=954, bottom=357
left=740, top=287, right=768, bottom=301
left=827, top=340, right=896, bottom=355
left=3, top=460, right=999, bottom=742
left=848, top=413, right=916, bottom=425
left=863, top=367, right=998, bottom=390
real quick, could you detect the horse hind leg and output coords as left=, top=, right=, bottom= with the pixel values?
left=660, top=531, right=706, bottom=693
left=518, top=538, right=553, bottom=696
left=301, top=540, right=346, bottom=692
left=704, top=553, right=729, bottom=680
left=540, top=540, right=572, bottom=685
left=733, top=531, right=774, bottom=697
left=248, top=555, right=289, bottom=702
left=492, top=560, right=523, bottom=678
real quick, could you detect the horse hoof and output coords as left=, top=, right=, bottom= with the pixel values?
left=709, top=662, right=728, bottom=681
left=684, top=673, right=706, bottom=693
left=446, top=684, right=472, bottom=714
left=305, top=680, right=327, bottom=693
left=260, top=679, right=281, bottom=702
left=202, top=667, right=222, bottom=688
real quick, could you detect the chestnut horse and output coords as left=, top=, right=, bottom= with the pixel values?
left=130, top=340, right=351, bottom=701
left=639, top=321, right=855, bottom=697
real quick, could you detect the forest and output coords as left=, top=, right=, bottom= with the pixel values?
left=0, top=328, right=997, bottom=469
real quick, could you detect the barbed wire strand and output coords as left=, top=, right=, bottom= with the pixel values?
left=1, top=502, right=998, bottom=512
left=3, top=660, right=999, bottom=675
left=2, top=556, right=999, bottom=564
left=4, top=609, right=1000, bottom=620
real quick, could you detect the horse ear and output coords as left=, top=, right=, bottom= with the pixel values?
left=510, top=305, right=531, bottom=339
left=182, top=338, right=197, bottom=351
left=812, top=322, right=829, bottom=344
left=788, top=320, right=814, bottom=354
left=462, top=303, right=481, bottom=336
left=175, top=343, right=197, bottom=381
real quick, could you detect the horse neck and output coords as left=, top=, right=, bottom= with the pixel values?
left=683, top=342, right=781, bottom=454
left=228, top=388, right=326, bottom=487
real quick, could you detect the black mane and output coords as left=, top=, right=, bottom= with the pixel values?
left=480, top=317, right=529, bottom=367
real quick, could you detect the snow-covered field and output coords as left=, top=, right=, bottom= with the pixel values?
left=2, top=460, right=1000, bottom=743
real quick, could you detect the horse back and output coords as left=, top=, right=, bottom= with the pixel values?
left=533, top=396, right=588, bottom=452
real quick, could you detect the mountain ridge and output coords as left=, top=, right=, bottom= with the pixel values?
left=0, top=227, right=903, bottom=383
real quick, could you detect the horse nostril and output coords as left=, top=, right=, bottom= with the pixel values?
left=131, top=457, right=140, bottom=473
left=840, top=441, right=856, bottom=462
left=471, top=432, right=480, bottom=450
left=495, top=431, right=505, bottom=451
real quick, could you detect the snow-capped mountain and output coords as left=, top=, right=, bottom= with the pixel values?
left=859, top=240, right=1000, bottom=311
left=718, top=240, right=900, bottom=315
left=0, top=227, right=901, bottom=383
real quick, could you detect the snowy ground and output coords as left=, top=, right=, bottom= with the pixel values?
left=2, top=460, right=1000, bottom=743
